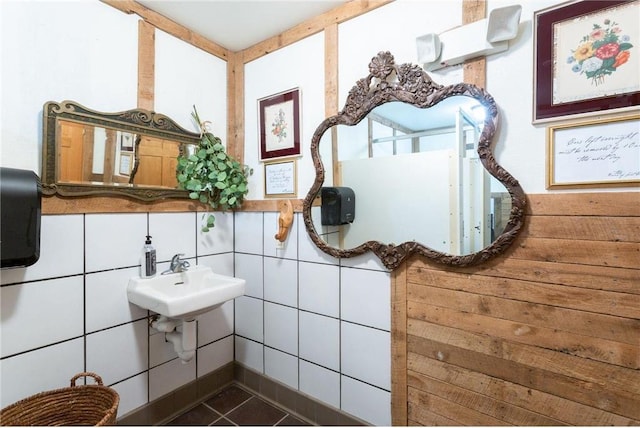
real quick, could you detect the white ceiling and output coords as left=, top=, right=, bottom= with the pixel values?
left=137, top=0, right=347, bottom=52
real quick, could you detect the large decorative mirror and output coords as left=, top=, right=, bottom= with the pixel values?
left=302, top=52, right=526, bottom=270
left=42, top=100, right=200, bottom=200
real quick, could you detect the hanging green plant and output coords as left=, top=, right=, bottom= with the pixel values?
left=177, top=107, right=253, bottom=232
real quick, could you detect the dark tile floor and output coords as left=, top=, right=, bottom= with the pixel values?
left=166, top=384, right=312, bottom=426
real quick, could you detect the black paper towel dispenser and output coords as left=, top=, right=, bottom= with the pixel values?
left=1, top=167, right=42, bottom=268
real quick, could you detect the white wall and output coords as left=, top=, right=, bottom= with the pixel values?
left=154, top=29, right=228, bottom=139
left=0, top=0, right=234, bottom=418
left=486, top=0, right=562, bottom=194
left=244, top=33, right=325, bottom=199
left=0, top=0, right=139, bottom=172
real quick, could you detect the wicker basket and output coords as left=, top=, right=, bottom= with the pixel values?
left=0, top=372, right=119, bottom=426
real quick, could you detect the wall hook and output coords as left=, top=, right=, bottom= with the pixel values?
left=275, top=199, right=294, bottom=242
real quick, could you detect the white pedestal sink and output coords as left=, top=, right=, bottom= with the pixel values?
left=127, top=265, right=245, bottom=362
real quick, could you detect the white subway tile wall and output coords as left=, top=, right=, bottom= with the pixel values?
left=299, top=311, right=340, bottom=371
left=341, top=375, right=392, bottom=426
left=234, top=336, right=264, bottom=372
left=149, top=357, right=196, bottom=401
left=234, top=253, right=264, bottom=298
left=263, top=302, right=298, bottom=355
left=86, top=267, right=145, bottom=333
left=233, top=212, right=392, bottom=425
left=263, top=257, right=298, bottom=307
left=1, top=276, right=84, bottom=357
left=299, top=359, right=341, bottom=408
left=0, top=339, right=85, bottom=408
left=197, top=335, right=234, bottom=378
left=0, top=214, right=84, bottom=285
left=264, top=347, right=298, bottom=390
left=149, top=212, right=197, bottom=262
left=1, top=210, right=391, bottom=425
left=0, top=212, right=235, bottom=417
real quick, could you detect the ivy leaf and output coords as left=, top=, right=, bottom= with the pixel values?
left=217, top=171, right=227, bottom=181
left=186, top=179, right=202, bottom=191
left=214, top=181, right=227, bottom=189
left=189, top=192, right=199, bottom=199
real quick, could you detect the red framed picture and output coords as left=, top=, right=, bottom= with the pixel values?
left=533, top=0, right=639, bottom=123
left=259, top=88, right=301, bottom=160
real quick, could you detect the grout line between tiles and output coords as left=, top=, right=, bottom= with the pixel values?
left=274, top=413, right=290, bottom=426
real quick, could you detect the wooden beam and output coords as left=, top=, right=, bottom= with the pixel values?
left=324, top=23, right=339, bottom=118
left=391, top=260, right=409, bottom=425
left=325, top=23, right=341, bottom=187
left=462, top=0, right=486, bottom=88
left=241, top=0, right=393, bottom=63
left=42, top=196, right=305, bottom=214
left=101, top=0, right=230, bottom=60
left=227, top=51, right=245, bottom=165
left=137, top=20, right=155, bottom=110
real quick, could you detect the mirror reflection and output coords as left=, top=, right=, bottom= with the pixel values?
left=311, top=97, right=511, bottom=256
left=57, top=120, right=180, bottom=188
left=302, top=51, right=526, bottom=270
left=42, top=100, right=200, bottom=200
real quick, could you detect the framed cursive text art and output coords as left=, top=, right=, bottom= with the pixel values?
left=546, top=113, right=640, bottom=188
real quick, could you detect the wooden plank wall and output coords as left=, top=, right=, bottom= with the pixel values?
left=392, top=191, right=640, bottom=426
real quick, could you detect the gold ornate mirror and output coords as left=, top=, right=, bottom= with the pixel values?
left=42, top=100, right=200, bottom=200
left=302, top=52, right=526, bottom=270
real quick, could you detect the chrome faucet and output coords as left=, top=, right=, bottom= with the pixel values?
left=163, top=253, right=191, bottom=274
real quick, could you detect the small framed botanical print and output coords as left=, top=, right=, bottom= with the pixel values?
left=259, top=88, right=301, bottom=160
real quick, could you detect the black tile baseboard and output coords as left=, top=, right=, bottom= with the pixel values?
left=117, top=363, right=235, bottom=426
left=117, top=362, right=368, bottom=426
left=234, top=364, right=368, bottom=426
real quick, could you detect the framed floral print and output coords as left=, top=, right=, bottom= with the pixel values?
left=533, top=0, right=640, bottom=123
left=259, top=88, right=301, bottom=161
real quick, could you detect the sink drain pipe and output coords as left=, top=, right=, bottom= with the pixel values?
left=151, top=316, right=196, bottom=363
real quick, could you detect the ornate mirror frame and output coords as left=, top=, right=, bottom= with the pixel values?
left=42, top=100, right=200, bottom=200
left=302, top=52, right=526, bottom=270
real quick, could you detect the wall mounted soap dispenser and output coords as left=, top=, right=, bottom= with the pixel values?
left=321, top=187, right=355, bottom=226
left=140, top=235, right=156, bottom=278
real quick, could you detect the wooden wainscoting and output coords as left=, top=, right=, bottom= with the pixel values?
left=391, top=192, right=640, bottom=426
